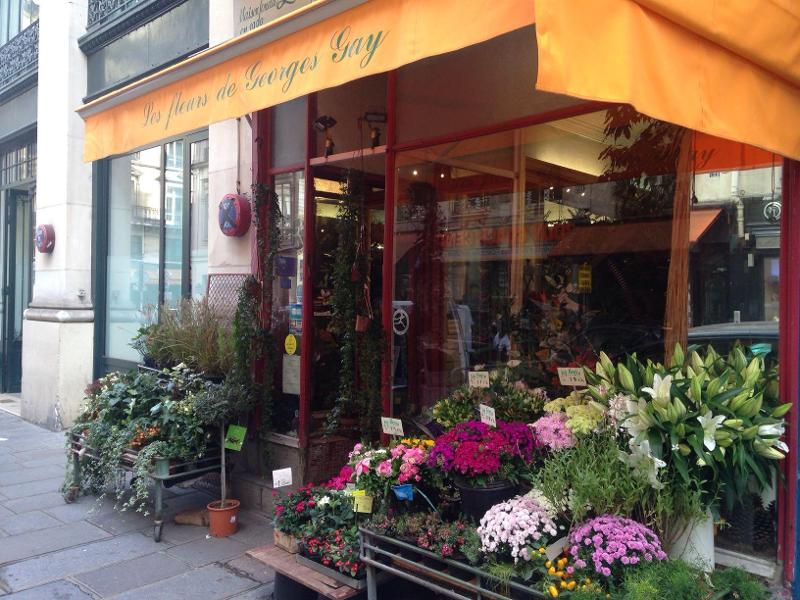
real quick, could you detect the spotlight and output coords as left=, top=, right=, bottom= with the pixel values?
left=413, top=169, right=418, bottom=176
left=313, top=115, right=337, bottom=157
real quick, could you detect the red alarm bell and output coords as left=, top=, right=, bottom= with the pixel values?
left=218, top=194, right=252, bottom=237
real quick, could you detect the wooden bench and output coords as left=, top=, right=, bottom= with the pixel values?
left=247, top=544, right=363, bottom=599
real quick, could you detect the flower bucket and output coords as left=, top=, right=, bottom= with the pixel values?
left=667, top=511, right=714, bottom=571
left=454, top=478, right=518, bottom=522
left=207, top=499, right=240, bottom=537
left=273, top=529, right=300, bottom=554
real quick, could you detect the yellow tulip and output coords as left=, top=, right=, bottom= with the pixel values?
left=548, top=585, right=559, bottom=598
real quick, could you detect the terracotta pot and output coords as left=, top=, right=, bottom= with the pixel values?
left=207, top=499, right=240, bottom=537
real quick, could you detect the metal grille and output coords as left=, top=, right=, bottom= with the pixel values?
left=0, top=139, right=36, bottom=188
left=0, top=20, right=38, bottom=94
left=206, top=273, right=249, bottom=323
left=87, top=0, right=146, bottom=27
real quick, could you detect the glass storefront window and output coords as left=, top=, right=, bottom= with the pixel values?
left=0, top=0, right=37, bottom=45
left=190, top=140, right=209, bottom=299
left=106, top=147, right=162, bottom=362
left=273, top=170, right=305, bottom=434
left=103, top=135, right=208, bottom=363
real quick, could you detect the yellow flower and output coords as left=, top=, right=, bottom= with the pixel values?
left=548, top=585, right=559, bottom=598
left=545, top=561, right=552, bottom=569
left=568, top=581, right=576, bottom=590
left=560, top=581, right=567, bottom=589
left=548, top=567, right=556, bottom=575
left=539, top=547, right=546, bottom=554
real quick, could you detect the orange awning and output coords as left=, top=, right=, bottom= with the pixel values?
left=79, top=0, right=534, bottom=162
left=535, top=0, right=800, bottom=160
left=689, top=208, right=723, bottom=244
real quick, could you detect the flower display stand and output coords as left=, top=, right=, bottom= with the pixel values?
left=359, top=528, right=546, bottom=600
left=247, top=544, right=367, bottom=599
left=67, top=432, right=222, bottom=542
left=668, top=512, right=715, bottom=572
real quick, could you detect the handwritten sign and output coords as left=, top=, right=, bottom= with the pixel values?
left=479, top=404, right=496, bottom=427
left=354, top=494, right=374, bottom=514
left=272, top=467, right=293, bottom=488
left=557, top=367, right=587, bottom=387
left=284, top=333, right=297, bottom=356
left=468, top=371, right=490, bottom=388
left=381, top=417, right=404, bottom=437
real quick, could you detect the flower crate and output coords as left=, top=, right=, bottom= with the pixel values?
left=273, top=529, right=300, bottom=554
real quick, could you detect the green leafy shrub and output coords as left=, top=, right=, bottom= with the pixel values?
left=133, top=298, right=235, bottom=378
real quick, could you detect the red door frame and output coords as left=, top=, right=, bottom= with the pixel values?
left=779, top=159, right=800, bottom=585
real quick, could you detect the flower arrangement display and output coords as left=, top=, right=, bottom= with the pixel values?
left=431, top=367, right=549, bottom=429
left=543, top=391, right=606, bottom=436
left=477, top=495, right=559, bottom=563
left=428, top=420, right=536, bottom=486
left=584, top=344, right=790, bottom=514
left=530, top=413, right=576, bottom=451
left=272, top=484, right=317, bottom=537
left=567, top=515, right=667, bottom=584
left=303, top=527, right=364, bottom=578
left=347, top=439, right=435, bottom=499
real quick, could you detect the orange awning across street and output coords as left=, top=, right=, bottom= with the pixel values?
left=79, top=0, right=800, bottom=162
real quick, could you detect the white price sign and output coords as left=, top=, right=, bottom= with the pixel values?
left=272, top=467, right=293, bottom=488
left=557, top=367, right=587, bottom=387
left=381, top=417, right=405, bottom=437
left=468, top=371, right=490, bottom=388
left=545, top=536, right=569, bottom=561
left=479, top=404, right=496, bottom=427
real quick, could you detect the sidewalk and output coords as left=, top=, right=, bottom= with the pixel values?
left=0, top=409, right=275, bottom=599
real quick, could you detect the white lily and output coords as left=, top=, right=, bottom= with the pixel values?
left=697, top=410, right=726, bottom=451
left=641, top=374, right=673, bottom=402
left=774, top=440, right=789, bottom=453
left=619, top=438, right=666, bottom=489
left=622, top=398, right=651, bottom=438
left=758, top=423, right=785, bottom=438
left=317, top=496, right=331, bottom=507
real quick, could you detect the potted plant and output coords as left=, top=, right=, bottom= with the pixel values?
left=193, top=378, right=254, bottom=537
left=427, top=420, right=536, bottom=521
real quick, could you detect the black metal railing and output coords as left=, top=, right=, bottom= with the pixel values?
left=0, top=20, right=38, bottom=95
left=87, top=0, right=147, bottom=28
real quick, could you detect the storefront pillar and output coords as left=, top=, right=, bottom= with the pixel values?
left=779, top=159, right=800, bottom=589
left=21, top=0, right=93, bottom=430
left=381, top=70, right=397, bottom=420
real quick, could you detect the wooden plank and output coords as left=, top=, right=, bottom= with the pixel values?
left=247, top=545, right=363, bottom=599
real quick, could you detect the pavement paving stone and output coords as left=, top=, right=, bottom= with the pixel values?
left=0, top=466, right=65, bottom=487
left=74, top=551, right=190, bottom=597
left=2, top=492, right=70, bottom=514
left=85, top=507, right=155, bottom=536
left=8, top=449, right=66, bottom=463
left=43, top=498, right=112, bottom=524
left=0, top=505, right=14, bottom=520
left=0, top=521, right=111, bottom=565
left=0, top=531, right=163, bottom=592
left=0, top=511, right=63, bottom=536
left=227, top=583, right=273, bottom=599
left=2, top=579, right=95, bottom=599
left=165, top=536, right=250, bottom=568
left=110, top=564, right=259, bottom=600
left=0, top=478, right=66, bottom=499
left=155, top=522, right=210, bottom=545
left=224, top=556, right=275, bottom=584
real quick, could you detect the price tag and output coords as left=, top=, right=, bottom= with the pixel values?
left=284, top=334, right=298, bottom=356
left=545, top=536, right=569, bottom=561
left=479, top=404, right=496, bottom=427
left=353, top=494, right=374, bottom=514
left=557, top=367, right=587, bottom=387
left=224, top=425, right=247, bottom=451
left=272, top=467, right=293, bottom=488
left=468, top=371, right=490, bottom=388
left=381, top=417, right=404, bottom=437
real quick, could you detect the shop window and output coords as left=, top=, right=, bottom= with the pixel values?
left=272, top=170, right=305, bottom=434
left=271, top=98, right=307, bottom=168
left=102, top=134, right=208, bottom=364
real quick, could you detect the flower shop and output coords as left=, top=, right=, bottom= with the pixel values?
left=75, top=0, right=800, bottom=595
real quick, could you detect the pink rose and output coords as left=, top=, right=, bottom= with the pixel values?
left=376, top=460, right=393, bottom=477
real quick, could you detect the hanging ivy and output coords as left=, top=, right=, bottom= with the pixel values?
left=231, top=183, right=282, bottom=462
left=324, top=173, right=383, bottom=440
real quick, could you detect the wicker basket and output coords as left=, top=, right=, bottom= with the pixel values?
left=305, top=435, right=356, bottom=485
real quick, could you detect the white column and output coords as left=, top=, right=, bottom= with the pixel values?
left=21, top=0, right=93, bottom=429
left=208, top=0, right=253, bottom=276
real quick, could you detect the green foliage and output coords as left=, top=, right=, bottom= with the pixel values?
left=431, top=367, right=549, bottom=429
left=709, top=567, right=769, bottom=600
left=534, top=431, right=654, bottom=524
left=585, top=342, right=788, bottom=515
left=66, top=366, right=211, bottom=512
left=132, top=299, right=235, bottom=378
left=193, top=379, right=254, bottom=427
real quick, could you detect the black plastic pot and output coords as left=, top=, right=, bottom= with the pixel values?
left=273, top=573, right=318, bottom=600
left=455, top=479, right=518, bottom=522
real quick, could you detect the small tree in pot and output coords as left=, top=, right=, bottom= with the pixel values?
left=194, top=379, right=254, bottom=536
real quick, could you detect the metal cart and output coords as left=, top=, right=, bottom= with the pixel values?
left=359, top=527, right=546, bottom=600
left=66, top=432, right=221, bottom=542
